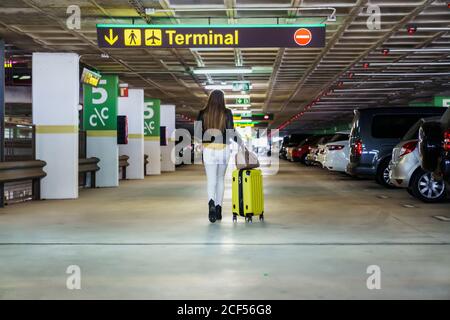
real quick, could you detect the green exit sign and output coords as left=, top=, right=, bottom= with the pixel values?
left=232, top=81, right=250, bottom=92
left=236, top=97, right=250, bottom=105
left=434, top=96, right=450, bottom=107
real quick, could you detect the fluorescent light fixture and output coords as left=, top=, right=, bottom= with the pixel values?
left=333, top=88, right=414, bottom=92
left=363, top=62, right=450, bottom=67
left=231, top=109, right=263, bottom=113
left=227, top=104, right=251, bottom=108
left=19, top=75, right=31, bottom=80
left=205, top=84, right=253, bottom=90
left=355, top=73, right=450, bottom=76
left=205, top=84, right=232, bottom=90
left=411, top=27, right=450, bottom=32
left=340, top=80, right=432, bottom=85
left=386, top=48, right=450, bottom=53
left=225, top=94, right=250, bottom=99
left=193, top=67, right=252, bottom=75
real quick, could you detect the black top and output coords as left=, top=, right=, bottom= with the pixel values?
left=197, top=108, right=239, bottom=145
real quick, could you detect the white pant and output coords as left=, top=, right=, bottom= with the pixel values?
left=203, top=146, right=231, bottom=206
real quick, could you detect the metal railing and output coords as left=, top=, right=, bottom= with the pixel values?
left=0, top=160, right=47, bottom=207
left=79, top=157, right=100, bottom=188
left=119, top=155, right=129, bottom=180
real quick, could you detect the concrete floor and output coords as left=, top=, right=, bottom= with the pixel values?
left=0, top=160, right=449, bottom=299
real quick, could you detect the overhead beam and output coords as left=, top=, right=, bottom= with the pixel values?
left=278, top=0, right=366, bottom=115
left=262, top=0, right=301, bottom=114
left=19, top=0, right=175, bottom=99
left=301, top=0, right=436, bottom=111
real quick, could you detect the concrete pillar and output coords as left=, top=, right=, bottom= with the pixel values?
left=144, top=98, right=161, bottom=175
left=83, top=75, right=119, bottom=187
left=0, top=39, right=4, bottom=207
left=0, top=39, right=5, bottom=163
left=32, top=53, right=79, bottom=199
left=160, top=104, right=175, bottom=172
left=119, top=89, right=144, bottom=179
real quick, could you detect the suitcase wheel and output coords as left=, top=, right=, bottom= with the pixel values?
left=259, top=214, right=264, bottom=222
left=232, top=214, right=237, bottom=223
left=245, top=216, right=253, bottom=223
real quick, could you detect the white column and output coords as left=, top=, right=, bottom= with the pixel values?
left=84, top=75, right=119, bottom=187
left=160, top=104, right=176, bottom=172
left=87, top=136, right=118, bottom=186
left=118, top=89, right=144, bottom=179
left=32, top=53, right=79, bottom=199
left=145, top=139, right=161, bottom=175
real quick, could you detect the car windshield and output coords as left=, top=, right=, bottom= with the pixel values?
left=328, top=133, right=349, bottom=143
left=305, top=136, right=324, bottom=145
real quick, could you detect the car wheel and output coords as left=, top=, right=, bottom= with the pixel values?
left=410, top=169, right=446, bottom=203
left=375, top=159, right=395, bottom=188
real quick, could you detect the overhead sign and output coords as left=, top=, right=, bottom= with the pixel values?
left=96, top=24, right=326, bottom=48
left=236, top=97, right=250, bottom=105
left=81, top=68, right=101, bottom=87
left=434, top=96, right=450, bottom=108
left=119, top=83, right=129, bottom=97
left=294, top=28, right=312, bottom=46
left=144, top=98, right=160, bottom=137
left=83, top=75, right=118, bottom=131
left=232, top=81, right=251, bottom=92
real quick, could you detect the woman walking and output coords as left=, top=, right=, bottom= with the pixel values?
left=197, top=90, right=240, bottom=223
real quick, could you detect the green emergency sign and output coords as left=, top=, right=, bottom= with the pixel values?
left=144, top=98, right=160, bottom=137
left=83, top=75, right=118, bottom=131
left=232, top=81, right=250, bottom=92
left=236, top=97, right=250, bottom=105
left=434, top=96, right=450, bottom=108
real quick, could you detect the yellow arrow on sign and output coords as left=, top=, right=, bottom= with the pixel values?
left=104, top=29, right=118, bottom=45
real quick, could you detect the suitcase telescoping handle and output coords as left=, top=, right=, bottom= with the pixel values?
left=238, top=169, right=245, bottom=215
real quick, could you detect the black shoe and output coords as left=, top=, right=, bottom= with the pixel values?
left=215, top=205, right=222, bottom=221
left=208, top=199, right=216, bottom=223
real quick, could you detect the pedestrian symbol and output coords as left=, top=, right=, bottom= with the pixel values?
left=145, top=29, right=162, bottom=46
left=124, top=29, right=141, bottom=46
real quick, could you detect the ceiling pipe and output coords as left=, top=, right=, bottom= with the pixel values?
left=145, top=6, right=337, bottom=21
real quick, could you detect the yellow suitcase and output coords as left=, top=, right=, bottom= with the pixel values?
left=232, top=169, right=264, bottom=223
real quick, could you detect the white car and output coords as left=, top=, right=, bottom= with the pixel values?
left=323, top=132, right=350, bottom=172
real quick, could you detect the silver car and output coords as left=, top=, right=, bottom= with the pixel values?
left=390, top=118, right=447, bottom=203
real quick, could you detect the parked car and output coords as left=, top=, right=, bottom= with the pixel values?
left=303, top=135, right=328, bottom=165
left=296, top=135, right=325, bottom=164
left=315, top=135, right=338, bottom=167
left=323, top=131, right=350, bottom=172
left=347, top=107, right=447, bottom=187
left=280, top=134, right=310, bottom=160
left=419, top=106, right=450, bottom=189
left=390, top=117, right=447, bottom=203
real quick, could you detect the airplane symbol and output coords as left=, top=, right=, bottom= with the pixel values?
left=147, top=30, right=160, bottom=44
left=145, top=29, right=162, bottom=46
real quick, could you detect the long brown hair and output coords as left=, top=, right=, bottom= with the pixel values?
left=202, top=90, right=227, bottom=132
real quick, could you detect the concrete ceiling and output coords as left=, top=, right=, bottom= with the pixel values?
left=0, top=0, right=449, bottom=132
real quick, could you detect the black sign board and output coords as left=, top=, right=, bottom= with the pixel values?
left=96, top=24, right=326, bottom=49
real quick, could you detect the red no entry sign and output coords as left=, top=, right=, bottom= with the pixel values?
left=294, top=28, right=312, bottom=46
